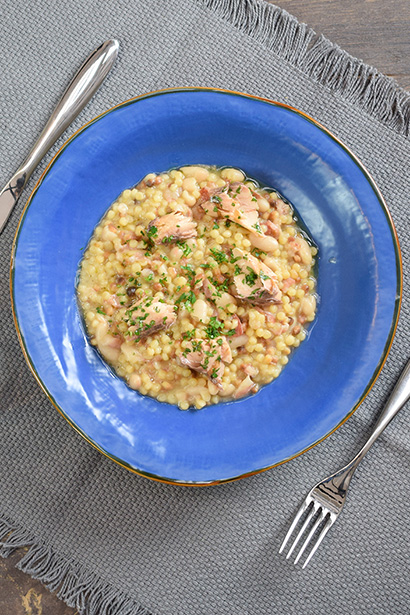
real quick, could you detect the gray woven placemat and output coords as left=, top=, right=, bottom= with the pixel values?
left=1, top=1, right=409, bottom=614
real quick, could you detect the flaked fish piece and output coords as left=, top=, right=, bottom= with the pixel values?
left=179, top=336, right=232, bottom=386
left=231, top=247, right=282, bottom=305
left=147, top=211, right=197, bottom=244
left=126, top=297, right=176, bottom=340
left=234, top=375, right=257, bottom=399
left=199, top=183, right=262, bottom=234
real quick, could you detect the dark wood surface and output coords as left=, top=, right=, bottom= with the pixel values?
left=276, top=0, right=410, bottom=89
left=2, top=1, right=409, bottom=614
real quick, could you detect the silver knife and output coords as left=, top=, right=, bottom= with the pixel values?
left=0, top=39, right=119, bottom=234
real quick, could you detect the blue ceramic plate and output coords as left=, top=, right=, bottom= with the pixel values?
left=11, top=89, right=401, bottom=485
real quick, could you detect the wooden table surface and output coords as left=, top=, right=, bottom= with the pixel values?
left=1, top=1, right=409, bottom=614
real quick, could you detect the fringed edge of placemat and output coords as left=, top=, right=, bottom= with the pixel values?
left=0, top=513, right=152, bottom=615
left=201, top=0, right=410, bottom=137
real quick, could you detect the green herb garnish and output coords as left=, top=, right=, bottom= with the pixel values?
left=210, top=248, right=228, bottom=264
left=205, top=317, right=224, bottom=339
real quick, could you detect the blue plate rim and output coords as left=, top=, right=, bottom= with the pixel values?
left=10, top=87, right=403, bottom=486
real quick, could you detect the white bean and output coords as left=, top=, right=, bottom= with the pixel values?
left=220, top=168, right=245, bottom=183
left=291, top=237, right=312, bottom=265
left=129, top=373, right=142, bottom=389
left=99, top=336, right=121, bottom=362
left=219, top=383, right=236, bottom=397
left=257, top=197, right=270, bottom=212
left=121, top=342, right=143, bottom=363
left=215, top=292, right=236, bottom=309
left=193, top=298, right=208, bottom=321
left=301, top=295, right=316, bottom=317
left=181, top=190, right=196, bottom=207
left=180, top=166, right=209, bottom=182
left=169, top=246, right=184, bottom=261
left=229, top=334, right=249, bottom=349
left=208, top=381, right=219, bottom=396
left=263, top=256, right=280, bottom=271
left=250, top=233, right=278, bottom=253
left=182, top=177, right=197, bottom=192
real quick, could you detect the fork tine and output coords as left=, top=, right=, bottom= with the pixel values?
left=285, top=501, right=318, bottom=559
left=301, top=514, right=334, bottom=569
left=294, top=508, right=326, bottom=565
left=279, top=497, right=312, bottom=554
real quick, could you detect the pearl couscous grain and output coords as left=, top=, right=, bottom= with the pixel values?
left=77, top=166, right=318, bottom=409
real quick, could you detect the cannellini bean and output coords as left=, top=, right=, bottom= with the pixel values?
left=290, top=237, right=312, bottom=265
left=208, top=381, right=219, bottom=396
left=220, top=168, right=245, bottom=183
left=228, top=334, right=249, bottom=349
left=215, top=292, right=236, bottom=309
left=180, top=166, right=209, bottom=182
left=219, top=383, right=236, bottom=397
left=193, top=298, right=208, bottom=322
left=94, top=319, right=108, bottom=343
left=129, top=373, right=142, bottom=389
left=100, top=343, right=121, bottom=363
left=182, top=177, right=197, bottom=192
left=250, top=233, right=279, bottom=253
left=263, top=256, right=280, bottom=271
left=169, top=246, right=184, bottom=260
left=181, top=190, right=196, bottom=206
left=121, top=342, right=143, bottom=362
left=301, top=295, right=316, bottom=316
left=256, top=197, right=270, bottom=212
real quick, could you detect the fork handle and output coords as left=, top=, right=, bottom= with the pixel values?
left=339, top=357, right=410, bottom=487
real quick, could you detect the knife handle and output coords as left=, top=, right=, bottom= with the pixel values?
left=0, top=39, right=119, bottom=234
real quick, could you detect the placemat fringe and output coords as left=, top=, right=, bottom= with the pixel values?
left=0, top=513, right=151, bottom=615
left=200, top=0, right=410, bottom=136
left=201, top=0, right=314, bottom=64
left=301, top=34, right=410, bottom=136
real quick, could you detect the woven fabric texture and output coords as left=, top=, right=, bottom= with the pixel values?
left=0, top=1, right=409, bottom=614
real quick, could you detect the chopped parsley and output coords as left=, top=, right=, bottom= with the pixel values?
left=181, top=263, right=195, bottom=281
left=147, top=225, right=158, bottom=238
left=176, top=241, right=192, bottom=257
left=96, top=307, right=105, bottom=315
left=244, top=267, right=258, bottom=287
left=182, top=329, right=196, bottom=340
left=251, top=248, right=266, bottom=258
left=205, top=317, right=224, bottom=339
left=175, top=290, right=196, bottom=310
left=210, top=248, right=228, bottom=264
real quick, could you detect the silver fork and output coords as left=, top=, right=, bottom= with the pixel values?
left=279, top=357, right=410, bottom=568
